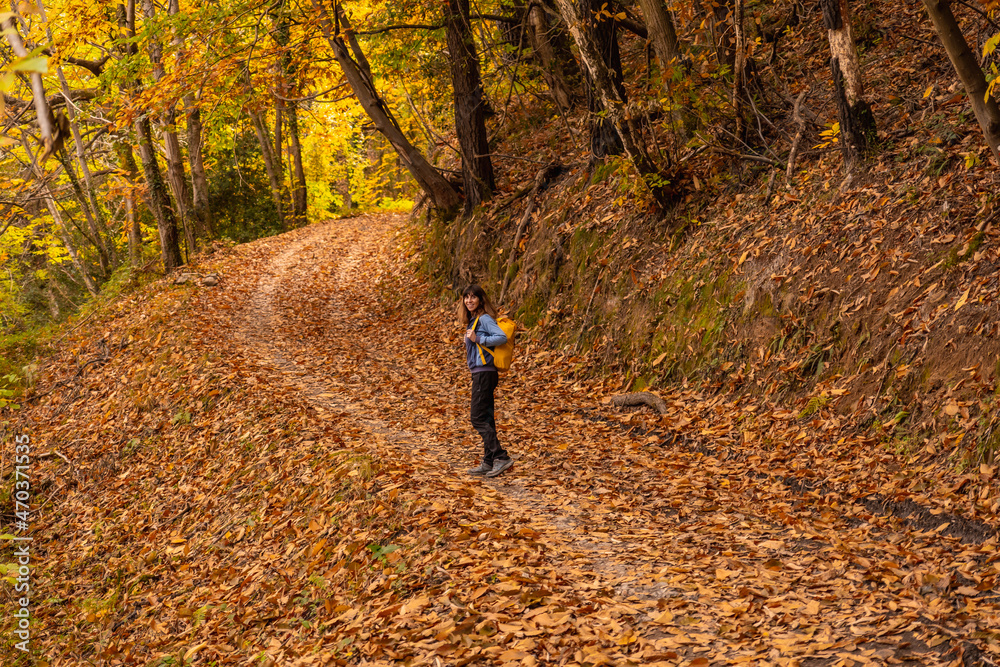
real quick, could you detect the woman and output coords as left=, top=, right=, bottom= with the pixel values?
left=457, top=284, right=513, bottom=478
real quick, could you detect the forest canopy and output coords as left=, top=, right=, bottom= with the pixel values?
left=0, top=0, right=998, bottom=335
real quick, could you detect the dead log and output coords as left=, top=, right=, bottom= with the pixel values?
left=610, top=391, right=668, bottom=414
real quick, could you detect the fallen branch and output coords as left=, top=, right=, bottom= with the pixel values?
left=785, top=89, right=808, bottom=187
left=499, top=163, right=563, bottom=304
left=610, top=391, right=668, bottom=414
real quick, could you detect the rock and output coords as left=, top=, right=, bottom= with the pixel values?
left=201, top=274, right=219, bottom=287
left=173, top=272, right=196, bottom=285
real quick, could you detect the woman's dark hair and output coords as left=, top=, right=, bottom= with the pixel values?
left=457, top=284, right=498, bottom=327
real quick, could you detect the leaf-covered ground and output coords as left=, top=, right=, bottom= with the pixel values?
left=6, top=214, right=1000, bottom=665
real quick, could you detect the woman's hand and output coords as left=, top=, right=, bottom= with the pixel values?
left=466, top=329, right=477, bottom=343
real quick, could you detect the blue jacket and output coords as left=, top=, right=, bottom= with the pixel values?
left=465, top=314, right=507, bottom=372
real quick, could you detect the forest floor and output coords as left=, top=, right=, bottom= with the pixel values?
left=8, top=214, right=1000, bottom=666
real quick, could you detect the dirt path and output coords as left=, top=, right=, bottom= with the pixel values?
left=232, top=216, right=997, bottom=666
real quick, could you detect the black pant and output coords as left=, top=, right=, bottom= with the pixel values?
left=471, top=371, right=508, bottom=464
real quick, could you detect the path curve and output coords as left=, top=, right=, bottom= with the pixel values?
left=232, top=216, right=995, bottom=667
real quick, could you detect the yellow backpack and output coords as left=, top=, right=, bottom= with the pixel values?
left=473, top=315, right=517, bottom=371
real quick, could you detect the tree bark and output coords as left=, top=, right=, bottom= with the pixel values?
left=820, top=0, right=876, bottom=168
left=637, top=0, right=681, bottom=71
left=118, top=0, right=183, bottom=271
left=185, top=97, right=214, bottom=236
left=115, top=139, right=145, bottom=268
left=146, top=0, right=195, bottom=255
left=711, top=0, right=736, bottom=69
left=445, top=0, right=495, bottom=213
left=248, top=108, right=288, bottom=229
left=524, top=2, right=580, bottom=110
left=580, top=0, right=626, bottom=157
left=136, top=116, right=184, bottom=270
left=554, top=0, right=674, bottom=208
left=732, top=0, right=746, bottom=143
left=312, top=1, right=461, bottom=216
left=272, top=3, right=308, bottom=225
left=921, top=0, right=1000, bottom=165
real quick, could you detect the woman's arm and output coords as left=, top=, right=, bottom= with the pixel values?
left=475, top=315, right=507, bottom=348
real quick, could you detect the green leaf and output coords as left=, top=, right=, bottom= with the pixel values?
left=11, top=55, right=47, bottom=73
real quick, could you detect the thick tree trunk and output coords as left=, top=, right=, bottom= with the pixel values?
left=524, top=3, right=580, bottom=110
left=711, top=0, right=736, bottom=69
left=580, top=0, right=626, bottom=157
left=820, top=0, right=876, bottom=168
left=637, top=0, right=681, bottom=70
left=249, top=108, right=288, bottom=229
left=312, top=1, right=461, bottom=216
left=553, top=0, right=673, bottom=208
left=185, top=97, right=213, bottom=236
left=135, top=117, right=184, bottom=270
left=445, top=0, right=495, bottom=213
left=921, top=0, right=1000, bottom=165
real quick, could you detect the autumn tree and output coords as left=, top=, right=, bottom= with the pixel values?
left=311, top=1, right=461, bottom=216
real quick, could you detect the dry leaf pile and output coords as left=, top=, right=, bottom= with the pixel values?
left=5, top=214, right=1000, bottom=666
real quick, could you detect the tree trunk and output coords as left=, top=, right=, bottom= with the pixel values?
left=820, top=0, right=876, bottom=168
left=312, top=0, right=461, bottom=216
left=524, top=3, right=580, bottom=110
left=146, top=0, right=195, bottom=255
left=732, top=0, right=746, bottom=143
left=118, top=0, right=183, bottom=271
left=135, top=116, right=184, bottom=271
left=637, top=0, right=681, bottom=70
left=115, top=140, right=145, bottom=268
left=286, top=103, right=308, bottom=224
left=553, top=0, right=673, bottom=208
left=272, top=2, right=308, bottom=226
left=185, top=96, right=214, bottom=236
left=445, top=0, right=495, bottom=213
left=921, top=0, right=1000, bottom=165
left=2, top=17, right=53, bottom=147
left=248, top=108, right=288, bottom=229
left=580, top=0, right=626, bottom=158
left=711, top=0, right=736, bottom=69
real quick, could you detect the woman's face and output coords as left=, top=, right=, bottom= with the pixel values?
left=464, top=293, right=481, bottom=312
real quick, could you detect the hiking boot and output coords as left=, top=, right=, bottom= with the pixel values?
left=468, top=461, right=492, bottom=476
left=485, top=458, right=514, bottom=478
